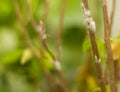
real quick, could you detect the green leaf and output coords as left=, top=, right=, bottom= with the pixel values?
left=43, top=58, right=53, bottom=70
left=42, top=51, right=54, bottom=70
left=97, top=39, right=105, bottom=62
left=106, top=84, right=111, bottom=92
left=20, top=48, right=33, bottom=65
left=30, top=59, right=43, bottom=78
left=111, top=36, right=120, bottom=42
left=82, top=39, right=91, bottom=54
left=82, top=38, right=105, bottom=62
left=92, top=87, right=101, bottom=92
left=1, top=49, right=23, bottom=64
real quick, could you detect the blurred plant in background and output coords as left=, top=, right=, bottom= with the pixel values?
left=0, top=0, right=115, bottom=92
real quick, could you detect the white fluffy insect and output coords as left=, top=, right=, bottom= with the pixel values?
left=94, top=55, right=101, bottom=63
left=81, top=3, right=96, bottom=32
left=54, top=61, right=61, bottom=70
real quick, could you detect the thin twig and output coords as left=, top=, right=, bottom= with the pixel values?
left=82, top=0, right=106, bottom=92
left=13, top=0, right=55, bottom=92
left=114, top=60, right=119, bottom=87
left=102, top=0, right=117, bottom=92
left=109, top=0, right=116, bottom=35
left=55, top=0, right=69, bottom=91
left=56, top=0, right=67, bottom=61
left=26, top=0, right=68, bottom=91
left=26, top=0, right=55, bottom=61
left=43, top=0, right=49, bottom=24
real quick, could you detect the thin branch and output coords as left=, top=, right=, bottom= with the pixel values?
left=13, top=0, right=55, bottom=92
left=55, top=0, right=69, bottom=91
left=109, top=0, right=116, bottom=35
left=114, top=60, right=119, bottom=87
left=56, top=0, right=67, bottom=61
left=82, top=0, right=106, bottom=92
left=26, top=0, right=55, bottom=61
left=102, top=0, right=117, bottom=92
left=26, top=1, right=68, bottom=91
left=13, top=0, right=38, bottom=63
left=43, top=0, right=49, bottom=24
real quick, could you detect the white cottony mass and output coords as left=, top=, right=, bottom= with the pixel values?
left=81, top=3, right=96, bottom=32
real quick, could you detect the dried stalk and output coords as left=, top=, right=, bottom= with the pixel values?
left=26, top=0, right=68, bottom=91
left=43, top=0, right=49, bottom=24
left=26, top=0, right=55, bottom=61
left=109, top=0, right=116, bottom=35
left=82, top=0, right=106, bottom=92
left=56, top=0, right=67, bottom=61
left=55, top=0, right=69, bottom=91
left=102, top=0, right=117, bottom=92
left=109, top=3, right=118, bottom=83
left=13, top=0, right=55, bottom=92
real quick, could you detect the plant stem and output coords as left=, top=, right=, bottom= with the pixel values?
left=13, top=0, right=55, bottom=92
left=109, top=0, right=116, bottom=35
left=102, top=0, right=117, bottom=92
left=26, top=0, right=68, bottom=91
left=56, top=0, right=67, bottom=61
left=82, top=0, right=106, bottom=92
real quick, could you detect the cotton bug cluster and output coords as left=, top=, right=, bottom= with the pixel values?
left=81, top=3, right=96, bottom=32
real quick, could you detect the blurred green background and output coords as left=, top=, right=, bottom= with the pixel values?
left=0, top=0, right=103, bottom=92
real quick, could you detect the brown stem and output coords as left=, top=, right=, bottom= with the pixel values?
left=102, top=0, right=117, bottom=92
left=55, top=0, right=69, bottom=91
left=114, top=60, right=119, bottom=92
left=82, top=0, right=106, bottom=92
left=13, top=0, right=55, bottom=92
left=56, top=0, right=67, bottom=61
left=109, top=0, right=116, bottom=35
left=89, top=31, right=106, bottom=92
left=26, top=0, right=55, bottom=61
left=26, top=0, right=68, bottom=91
left=43, top=0, right=49, bottom=24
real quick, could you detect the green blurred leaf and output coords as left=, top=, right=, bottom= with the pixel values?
left=20, top=48, right=33, bottom=65
left=82, top=38, right=91, bottom=54
left=30, top=59, right=42, bottom=77
left=1, top=49, right=23, bottom=64
left=111, top=36, right=120, bottom=42
left=0, top=0, right=14, bottom=25
left=92, top=87, right=100, bottom=92
left=43, top=58, right=53, bottom=70
left=97, top=39, right=105, bottom=62
left=42, top=50, right=54, bottom=70
left=82, top=38, right=105, bottom=62
left=0, top=88, right=7, bottom=92
left=106, top=84, right=110, bottom=92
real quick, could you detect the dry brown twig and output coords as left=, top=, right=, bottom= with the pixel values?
left=56, top=0, right=67, bottom=61
left=15, top=0, right=69, bottom=92
left=82, top=0, right=106, bottom=92
left=26, top=0, right=55, bottom=60
left=55, top=0, right=69, bottom=91
left=107, top=0, right=117, bottom=87
left=110, top=0, right=118, bottom=91
left=26, top=0, right=68, bottom=92
left=109, top=0, right=116, bottom=35
left=102, top=0, right=117, bottom=92
left=13, top=0, right=57, bottom=92
left=43, top=0, right=49, bottom=24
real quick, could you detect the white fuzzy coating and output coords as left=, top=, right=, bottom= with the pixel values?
left=85, top=10, right=91, bottom=17
left=94, top=55, right=101, bottom=63
left=85, top=17, right=96, bottom=31
left=54, top=61, right=61, bottom=70
left=98, top=59, right=101, bottom=63
left=42, top=34, right=47, bottom=40
left=81, top=3, right=96, bottom=32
